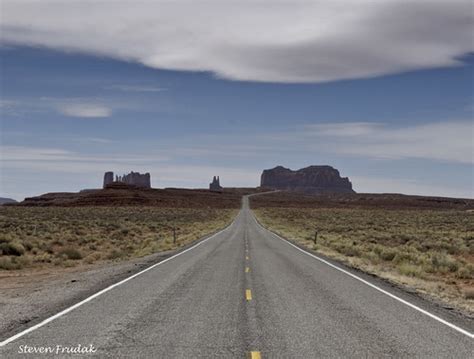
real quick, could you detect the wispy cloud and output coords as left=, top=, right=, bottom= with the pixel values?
left=57, top=103, right=111, bottom=118
left=0, top=145, right=168, bottom=166
left=1, top=1, right=472, bottom=83
left=157, top=120, right=473, bottom=165
left=0, top=99, right=18, bottom=109
left=104, top=84, right=165, bottom=93
left=78, top=137, right=115, bottom=144
left=1, top=146, right=71, bottom=161
left=304, top=122, right=382, bottom=137
left=302, top=121, right=473, bottom=164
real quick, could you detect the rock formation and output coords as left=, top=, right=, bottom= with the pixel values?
left=103, top=171, right=151, bottom=189
left=103, top=172, right=114, bottom=188
left=260, top=165, right=355, bottom=194
left=209, top=176, right=223, bottom=192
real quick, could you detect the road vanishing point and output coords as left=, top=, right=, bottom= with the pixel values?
left=1, top=196, right=473, bottom=358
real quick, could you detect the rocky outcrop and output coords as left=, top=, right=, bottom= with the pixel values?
left=103, top=172, right=114, bottom=188
left=103, top=171, right=151, bottom=189
left=260, top=165, right=355, bottom=194
left=209, top=176, right=223, bottom=192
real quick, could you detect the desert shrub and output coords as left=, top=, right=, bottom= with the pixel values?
left=464, top=288, right=474, bottom=300
left=456, top=267, right=473, bottom=279
left=36, top=253, right=53, bottom=263
left=0, top=241, right=25, bottom=256
left=56, top=239, right=66, bottom=246
left=58, top=248, right=83, bottom=260
left=430, top=254, right=459, bottom=273
left=393, top=252, right=417, bottom=265
left=23, top=241, right=34, bottom=251
left=378, top=248, right=397, bottom=261
left=0, top=206, right=236, bottom=270
left=0, top=256, right=28, bottom=270
left=446, top=260, right=459, bottom=273
left=361, top=251, right=379, bottom=263
left=107, top=249, right=126, bottom=260
left=333, top=243, right=360, bottom=257
left=342, top=246, right=360, bottom=257
left=397, top=262, right=423, bottom=278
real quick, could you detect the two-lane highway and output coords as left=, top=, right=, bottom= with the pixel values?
left=1, top=195, right=473, bottom=358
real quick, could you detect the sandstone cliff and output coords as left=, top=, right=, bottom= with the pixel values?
left=103, top=171, right=151, bottom=189
left=260, top=165, right=355, bottom=194
left=209, top=176, right=223, bottom=192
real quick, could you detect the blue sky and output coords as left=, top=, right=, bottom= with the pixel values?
left=1, top=1, right=473, bottom=200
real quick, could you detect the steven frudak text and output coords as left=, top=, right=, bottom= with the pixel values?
left=18, top=344, right=97, bottom=355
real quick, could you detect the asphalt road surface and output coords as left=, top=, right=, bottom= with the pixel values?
left=1, top=196, right=473, bottom=358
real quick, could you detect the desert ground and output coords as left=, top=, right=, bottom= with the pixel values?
left=251, top=192, right=474, bottom=314
left=0, top=206, right=237, bottom=270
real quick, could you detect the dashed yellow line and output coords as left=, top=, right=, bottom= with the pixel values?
left=246, top=289, right=252, bottom=301
left=246, top=256, right=249, bottom=260
left=249, top=351, right=261, bottom=359
left=245, top=267, right=250, bottom=273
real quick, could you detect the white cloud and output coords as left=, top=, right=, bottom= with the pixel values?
left=57, top=103, right=111, bottom=118
left=1, top=1, right=472, bottom=83
left=304, top=122, right=381, bottom=137
left=104, top=84, right=165, bottom=92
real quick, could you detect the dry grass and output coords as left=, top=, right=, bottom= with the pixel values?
left=0, top=206, right=237, bottom=270
left=253, top=207, right=474, bottom=313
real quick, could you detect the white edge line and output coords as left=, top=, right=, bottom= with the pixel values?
left=253, top=216, right=474, bottom=339
left=0, top=218, right=237, bottom=347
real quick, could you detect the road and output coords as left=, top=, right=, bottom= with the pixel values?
left=1, top=196, right=473, bottom=358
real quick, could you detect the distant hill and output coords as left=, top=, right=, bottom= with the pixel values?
left=261, top=165, right=355, bottom=194
left=0, top=197, right=18, bottom=205
left=14, top=187, right=263, bottom=208
left=250, top=191, right=474, bottom=211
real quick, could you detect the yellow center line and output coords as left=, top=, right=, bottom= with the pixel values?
left=249, top=351, right=261, bottom=359
left=245, top=267, right=250, bottom=273
left=246, top=256, right=249, bottom=260
left=246, top=289, right=252, bottom=301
